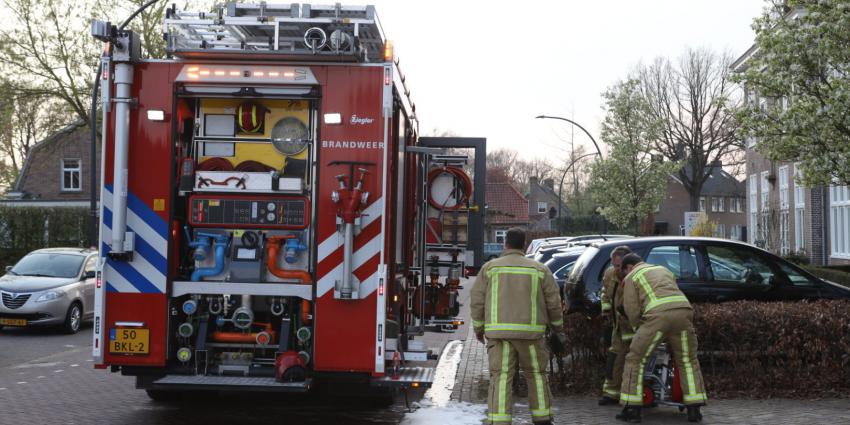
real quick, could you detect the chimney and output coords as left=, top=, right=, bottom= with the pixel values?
left=543, top=178, right=555, bottom=191
left=530, top=176, right=539, bottom=187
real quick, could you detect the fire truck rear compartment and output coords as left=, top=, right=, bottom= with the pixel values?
left=166, top=93, right=318, bottom=384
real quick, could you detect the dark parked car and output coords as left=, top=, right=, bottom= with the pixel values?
left=564, top=237, right=850, bottom=314
left=533, top=235, right=631, bottom=264
left=544, top=248, right=586, bottom=298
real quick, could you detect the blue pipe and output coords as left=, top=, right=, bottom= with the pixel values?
left=190, top=233, right=229, bottom=281
left=284, top=237, right=308, bottom=264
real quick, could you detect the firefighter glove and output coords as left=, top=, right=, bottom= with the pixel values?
left=475, top=330, right=485, bottom=344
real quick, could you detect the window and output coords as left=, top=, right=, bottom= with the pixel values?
left=61, top=159, right=82, bottom=192
left=738, top=198, right=746, bottom=213
left=795, top=208, right=805, bottom=252
left=537, top=201, right=547, bottom=214
left=705, top=245, right=774, bottom=287
left=760, top=171, right=770, bottom=212
left=793, top=163, right=805, bottom=252
left=748, top=175, right=758, bottom=244
left=830, top=186, right=850, bottom=259
left=646, top=245, right=701, bottom=280
left=778, top=165, right=789, bottom=210
left=494, top=230, right=507, bottom=244
left=777, top=262, right=818, bottom=287
left=730, top=224, right=743, bottom=241
left=779, top=211, right=789, bottom=256
left=794, top=163, right=806, bottom=208
left=710, top=197, right=717, bottom=212
left=715, top=223, right=725, bottom=238
left=699, top=197, right=706, bottom=212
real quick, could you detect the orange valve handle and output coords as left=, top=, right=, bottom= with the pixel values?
left=266, top=236, right=312, bottom=284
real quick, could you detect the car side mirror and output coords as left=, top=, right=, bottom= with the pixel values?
left=5, top=265, right=12, bottom=273
left=85, top=270, right=96, bottom=279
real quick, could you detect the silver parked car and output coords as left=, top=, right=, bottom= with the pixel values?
left=0, top=248, right=97, bottom=334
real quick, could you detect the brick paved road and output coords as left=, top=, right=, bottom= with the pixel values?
left=0, top=282, right=471, bottom=425
left=451, top=325, right=850, bottom=424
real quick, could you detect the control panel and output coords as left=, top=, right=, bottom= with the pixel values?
left=189, top=195, right=309, bottom=229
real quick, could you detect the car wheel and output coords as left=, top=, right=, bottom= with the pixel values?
left=63, top=302, right=82, bottom=334
left=145, top=390, right=183, bottom=402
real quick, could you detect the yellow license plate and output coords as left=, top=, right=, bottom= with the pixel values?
left=110, top=328, right=150, bottom=355
left=0, top=318, right=27, bottom=326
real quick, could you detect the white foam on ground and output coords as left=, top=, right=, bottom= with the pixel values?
left=400, top=340, right=487, bottom=424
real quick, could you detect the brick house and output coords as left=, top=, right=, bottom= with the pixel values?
left=526, top=176, right=567, bottom=232
left=654, top=164, right=747, bottom=240
left=484, top=175, right=529, bottom=244
left=4, top=122, right=100, bottom=207
left=733, top=42, right=849, bottom=266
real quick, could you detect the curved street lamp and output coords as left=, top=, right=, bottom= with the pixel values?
left=536, top=114, right=604, bottom=233
left=535, top=115, right=603, bottom=158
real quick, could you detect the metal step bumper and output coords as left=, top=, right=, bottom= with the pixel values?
left=371, top=367, right=435, bottom=389
left=147, top=375, right=311, bottom=392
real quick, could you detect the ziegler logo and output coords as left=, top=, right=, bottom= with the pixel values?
left=350, top=115, right=375, bottom=125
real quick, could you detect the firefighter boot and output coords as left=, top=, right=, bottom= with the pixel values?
left=687, top=406, right=703, bottom=422
left=616, top=406, right=642, bottom=423
left=598, top=395, right=619, bottom=406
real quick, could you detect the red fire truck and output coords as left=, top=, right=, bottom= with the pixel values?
left=90, top=3, right=485, bottom=399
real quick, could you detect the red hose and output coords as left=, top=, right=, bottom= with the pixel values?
left=235, top=160, right=275, bottom=172
left=198, top=157, right=234, bottom=171
left=427, top=167, right=472, bottom=210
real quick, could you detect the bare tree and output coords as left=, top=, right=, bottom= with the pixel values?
left=636, top=48, right=743, bottom=211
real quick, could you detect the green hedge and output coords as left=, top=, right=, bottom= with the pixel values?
left=0, top=206, right=90, bottom=269
left=559, top=300, right=850, bottom=398
left=803, top=265, right=850, bottom=287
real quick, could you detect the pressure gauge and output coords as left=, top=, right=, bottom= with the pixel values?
left=267, top=202, right=276, bottom=212
left=271, top=117, right=309, bottom=155
left=267, top=212, right=276, bottom=222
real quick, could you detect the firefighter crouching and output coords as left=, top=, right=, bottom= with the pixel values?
left=471, top=227, right=566, bottom=425
left=599, top=245, right=634, bottom=406
left=617, top=253, right=707, bottom=423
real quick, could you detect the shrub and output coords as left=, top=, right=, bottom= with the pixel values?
left=783, top=250, right=811, bottom=266
left=559, top=300, right=850, bottom=398
left=0, top=206, right=89, bottom=269
left=802, top=265, right=850, bottom=288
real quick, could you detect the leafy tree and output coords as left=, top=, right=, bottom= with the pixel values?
left=590, top=80, right=679, bottom=235
left=734, top=0, right=850, bottom=187
left=636, top=48, right=742, bottom=210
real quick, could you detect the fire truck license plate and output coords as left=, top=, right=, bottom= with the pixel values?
left=0, top=318, right=27, bottom=326
left=109, top=328, right=149, bottom=354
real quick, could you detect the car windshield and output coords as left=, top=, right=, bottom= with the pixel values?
left=10, top=253, right=85, bottom=278
left=568, top=246, right=599, bottom=283
left=554, top=262, right=576, bottom=279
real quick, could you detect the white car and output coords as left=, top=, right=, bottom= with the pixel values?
left=0, top=248, right=97, bottom=334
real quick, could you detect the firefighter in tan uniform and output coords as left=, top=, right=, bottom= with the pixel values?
left=599, top=246, right=634, bottom=405
left=471, top=228, right=565, bottom=425
left=616, top=253, right=706, bottom=423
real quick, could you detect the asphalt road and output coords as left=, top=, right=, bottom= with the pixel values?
left=0, top=283, right=471, bottom=425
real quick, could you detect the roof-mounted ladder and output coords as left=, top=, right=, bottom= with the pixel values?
left=163, top=2, right=386, bottom=62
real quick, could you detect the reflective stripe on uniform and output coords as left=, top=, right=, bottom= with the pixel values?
left=601, top=302, right=612, bottom=312
left=621, top=330, right=662, bottom=405
left=531, top=408, right=551, bottom=418
left=550, top=319, right=563, bottom=327
left=490, top=273, right=500, bottom=325
left=620, top=393, right=643, bottom=403
left=680, top=330, right=706, bottom=404
left=602, top=379, right=620, bottom=397
left=498, top=341, right=509, bottom=416
left=485, top=323, right=546, bottom=333
left=646, top=295, right=689, bottom=312
left=472, top=319, right=484, bottom=328
left=487, top=413, right=513, bottom=423
left=633, top=266, right=687, bottom=314
left=528, top=344, right=547, bottom=415
left=621, top=332, right=634, bottom=341
left=485, top=266, right=547, bottom=332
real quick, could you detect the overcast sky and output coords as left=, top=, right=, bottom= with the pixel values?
left=370, top=0, right=766, bottom=163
